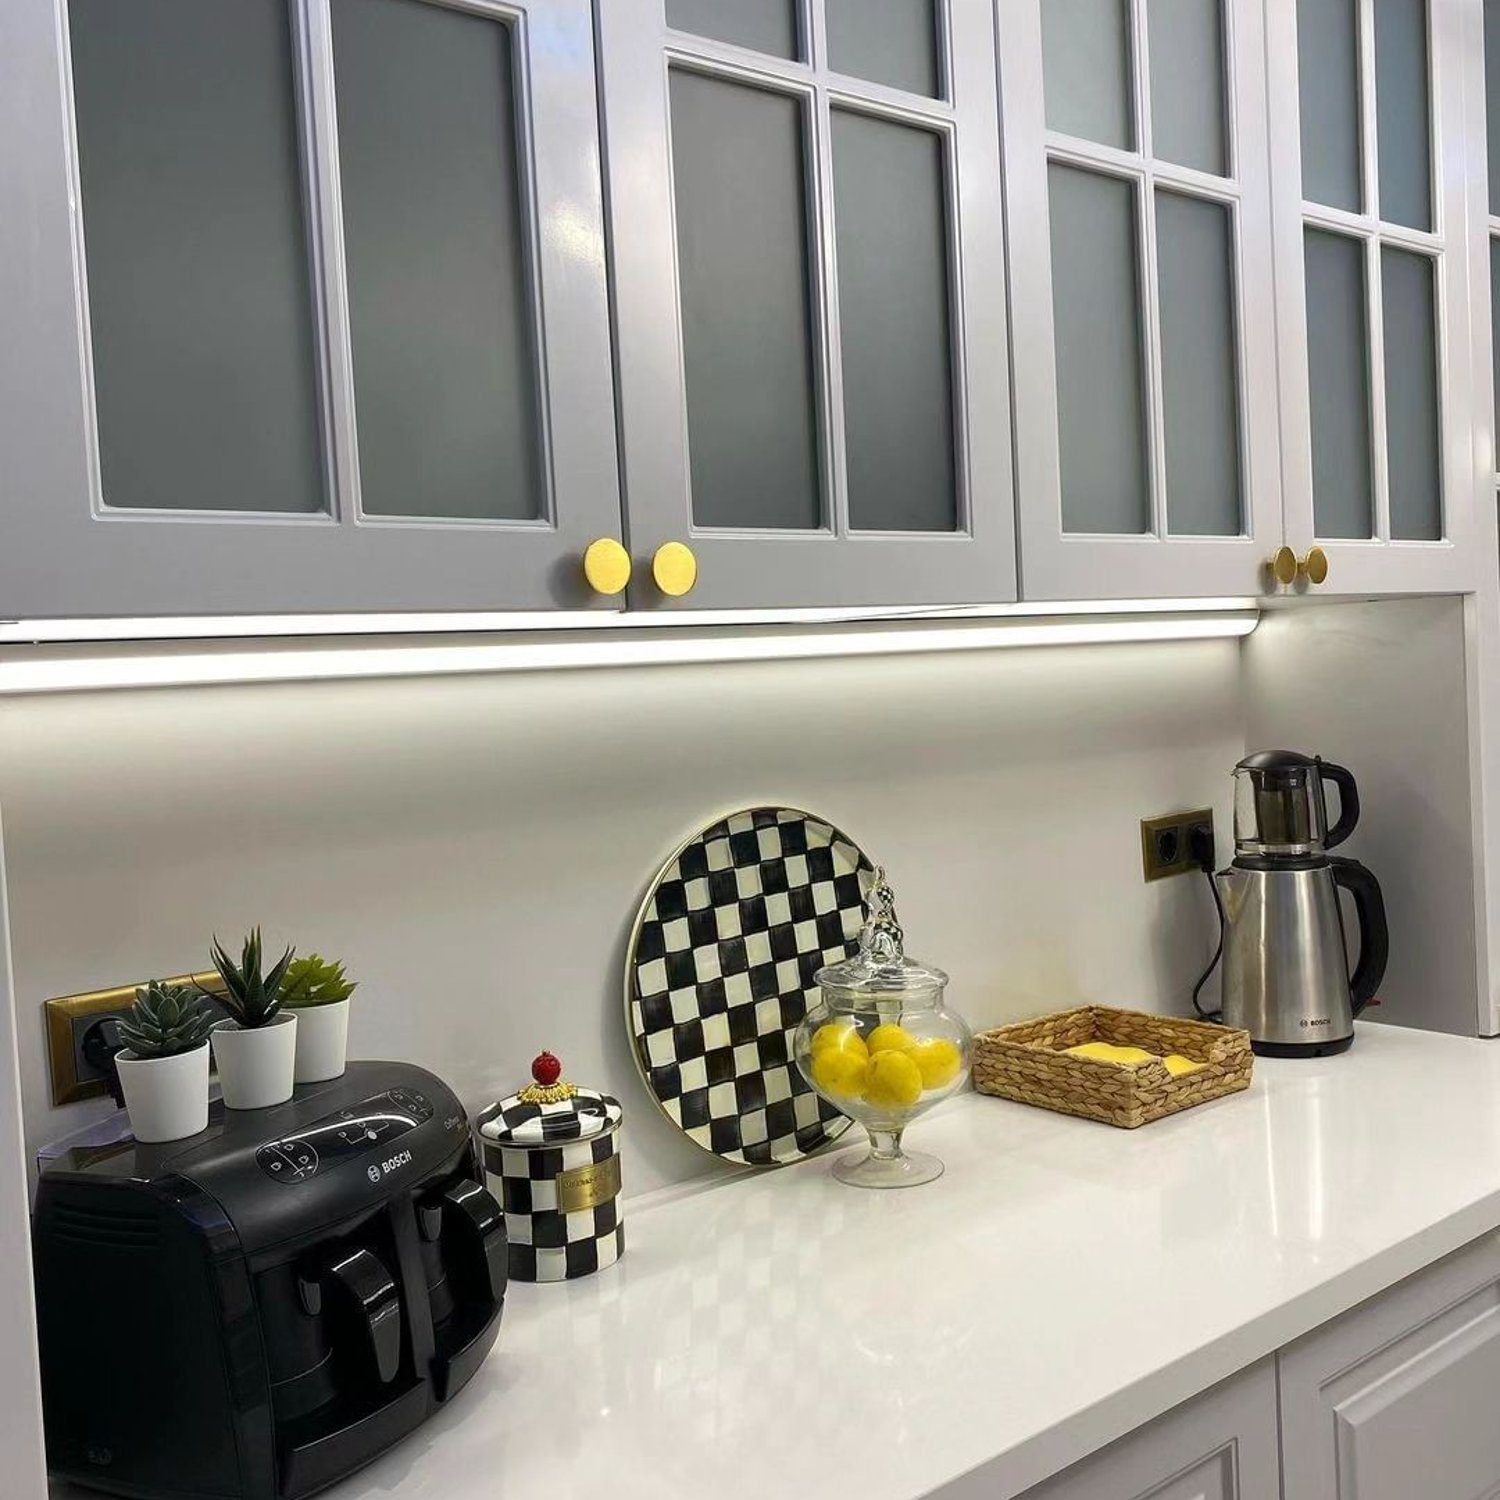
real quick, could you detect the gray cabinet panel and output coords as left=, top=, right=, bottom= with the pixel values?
left=1011, top=1360, right=1280, bottom=1500
left=1297, top=0, right=1363, bottom=212
left=1047, top=164, right=1150, bottom=536
left=831, top=109, right=956, bottom=533
left=669, top=70, right=823, bottom=532
left=331, top=0, right=543, bottom=523
left=1146, top=0, right=1227, bottom=177
left=1041, top=0, right=1134, bottom=149
left=1373, top=0, right=1433, bottom=232
left=1280, top=1232, right=1500, bottom=1500
left=0, top=0, right=623, bottom=617
left=68, top=0, right=324, bottom=516
left=827, top=0, right=939, bottom=98
left=1381, top=244, right=1441, bottom=541
left=665, top=0, right=799, bottom=58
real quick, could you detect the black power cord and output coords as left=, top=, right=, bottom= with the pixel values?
left=1188, top=824, right=1225, bottom=1023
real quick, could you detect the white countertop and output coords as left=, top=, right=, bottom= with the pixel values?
left=322, top=1023, right=1500, bottom=1500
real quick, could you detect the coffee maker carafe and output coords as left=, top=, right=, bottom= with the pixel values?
left=1215, top=751, right=1388, bottom=1056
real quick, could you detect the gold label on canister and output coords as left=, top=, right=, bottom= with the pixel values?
left=556, top=1151, right=622, bottom=1214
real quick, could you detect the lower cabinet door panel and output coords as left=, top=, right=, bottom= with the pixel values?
left=1013, top=1361, right=1280, bottom=1500
left=1279, top=1233, right=1500, bottom=1500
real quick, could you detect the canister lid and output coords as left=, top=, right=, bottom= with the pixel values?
left=478, top=1052, right=622, bottom=1147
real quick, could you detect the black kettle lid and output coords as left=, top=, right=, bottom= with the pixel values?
left=1236, top=748, right=1319, bottom=774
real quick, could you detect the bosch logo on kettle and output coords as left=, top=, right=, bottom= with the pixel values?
left=366, top=1165, right=382, bottom=1184
left=378, top=1149, right=413, bottom=1177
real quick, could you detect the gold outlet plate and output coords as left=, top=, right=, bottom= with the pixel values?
left=45, top=970, right=227, bottom=1105
left=1141, top=809, right=1215, bottom=883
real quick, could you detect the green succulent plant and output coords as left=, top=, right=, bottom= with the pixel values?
left=280, top=954, right=357, bottom=1010
left=117, top=980, right=215, bottom=1059
left=205, top=927, right=293, bottom=1030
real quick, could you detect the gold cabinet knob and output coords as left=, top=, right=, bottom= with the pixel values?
left=582, top=537, right=632, bottom=597
left=1271, top=546, right=1299, bottom=587
left=1269, top=545, right=1330, bottom=588
left=652, top=541, right=698, bottom=598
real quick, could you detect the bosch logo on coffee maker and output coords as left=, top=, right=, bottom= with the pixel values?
left=379, top=1148, right=413, bottom=1177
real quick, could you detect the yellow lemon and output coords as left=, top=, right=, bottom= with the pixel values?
left=864, top=1050, right=923, bottom=1110
left=913, top=1037, right=963, bottom=1090
left=866, top=1023, right=916, bottom=1056
left=810, top=1047, right=868, bottom=1100
left=1163, top=1053, right=1206, bottom=1077
left=811, top=1022, right=868, bottom=1059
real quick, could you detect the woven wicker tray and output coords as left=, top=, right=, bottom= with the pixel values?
left=971, top=1006, right=1253, bottom=1129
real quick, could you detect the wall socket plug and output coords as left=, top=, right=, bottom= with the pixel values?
left=1140, top=809, right=1215, bottom=882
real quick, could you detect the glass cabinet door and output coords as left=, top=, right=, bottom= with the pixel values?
left=599, top=0, right=1015, bottom=609
left=1267, top=0, right=1478, bottom=594
left=1001, top=0, right=1283, bottom=600
left=0, top=0, right=621, bottom=618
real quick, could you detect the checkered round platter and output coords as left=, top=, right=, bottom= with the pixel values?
left=626, top=807, right=876, bottom=1167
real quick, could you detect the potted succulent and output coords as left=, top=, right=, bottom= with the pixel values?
left=114, top=980, right=216, bottom=1142
left=281, top=954, right=358, bottom=1084
left=205, top=928, right=297, bottom=1109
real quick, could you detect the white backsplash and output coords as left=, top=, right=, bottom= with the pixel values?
left=1, top=638, right=1242, bottom=1195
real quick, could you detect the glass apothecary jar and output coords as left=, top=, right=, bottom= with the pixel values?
left=793, top=869, right=972, bottom=1187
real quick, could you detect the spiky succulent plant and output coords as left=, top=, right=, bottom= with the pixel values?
left=117, top=981, right=215, bottom=1059
left=280, top=954, right=357, bottom=1010
left=205, top=927, right=293, bottom=1030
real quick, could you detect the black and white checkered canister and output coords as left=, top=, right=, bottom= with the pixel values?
left=476, top=1085, right=624, bottom=1283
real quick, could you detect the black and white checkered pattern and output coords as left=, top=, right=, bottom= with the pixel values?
left=479, top=1087, right=621, bottom=1147
left=627, top=807, right=874, bottom=1167
left=480, top=1131, right=624, bottom=1283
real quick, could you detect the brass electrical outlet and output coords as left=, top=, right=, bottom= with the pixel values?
left=1141, top=809, right=1215, bottom=882
left=44, top=970, right=227, bottom=1105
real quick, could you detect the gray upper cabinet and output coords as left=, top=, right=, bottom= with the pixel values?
left=1267, top=0, right=1481, bottom=595
left=598, top=0, right=1016, bottom=609
left=1000, top=0, right=1285, bottom=601
left=0, top=0, right=621, bottom=619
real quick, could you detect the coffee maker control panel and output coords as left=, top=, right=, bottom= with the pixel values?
left=255, top=1086, right=435, bottom=1184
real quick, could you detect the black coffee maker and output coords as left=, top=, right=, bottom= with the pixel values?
left=33, top=1061, right=505, bottom=1500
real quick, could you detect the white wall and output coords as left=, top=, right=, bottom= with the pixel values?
left=3, top=638, right=1244, bottom=1196
left=1242, top=596, right=1480, bottom=1037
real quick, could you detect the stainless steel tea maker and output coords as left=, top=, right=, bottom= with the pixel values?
left=1214, top=750, right=1388, bottom=1056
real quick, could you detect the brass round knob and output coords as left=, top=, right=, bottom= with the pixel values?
left=1271, top=546, right=1299, bottom=587
left=652, top=541, right=698, bottom=598
left=582, top=537, right=632, bottom=596
left=1302, top=545, right=1329, bottom=586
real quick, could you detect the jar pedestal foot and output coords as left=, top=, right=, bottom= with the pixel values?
left=831, top=1127, right=944, bottom=1189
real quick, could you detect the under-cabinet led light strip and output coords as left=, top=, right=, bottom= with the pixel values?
left=0, top=611, right=1258, bottom=694
left=0, top=597, right=1259, bottom=643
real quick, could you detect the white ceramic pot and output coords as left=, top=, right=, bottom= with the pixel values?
left=292, top=999, right=350, bottom=1084
left=212, top=1011, right=298, bottom=1109
left=116, top=1043, right=210, bottom=1143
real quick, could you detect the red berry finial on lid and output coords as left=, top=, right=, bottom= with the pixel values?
left=532, top=1051, right=562, bottom=1087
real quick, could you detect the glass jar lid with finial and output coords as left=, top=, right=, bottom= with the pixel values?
left=793, top=868, right=971, bottom=1188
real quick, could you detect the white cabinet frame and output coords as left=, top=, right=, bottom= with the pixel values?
left=999, top=0, right=1283, bottom=601
left=1266, top=0, right=1481, bottom=595
left=599, top=0, right=1017, bottom=610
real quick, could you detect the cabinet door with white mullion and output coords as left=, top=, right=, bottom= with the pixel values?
left=0, top=0, right=620, bottom=619
left=1268, top=0, right=1479, bottom=595
left=1000, top=0, right=1282, bottom=602
left=600, top=0, right=1015, bottom=610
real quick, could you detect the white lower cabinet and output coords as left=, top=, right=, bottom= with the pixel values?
left=1016, top=1361, right=1280, bottom=1500
left=1279, top=1233, right=1500, bottom=1500
left=1011, top=1232, right=1500, bottom=1500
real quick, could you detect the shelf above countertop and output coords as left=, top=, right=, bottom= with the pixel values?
left=267, top=1024, right=1500, bottom=1499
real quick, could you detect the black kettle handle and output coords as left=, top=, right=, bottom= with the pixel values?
left=1330, top=857, right=1388, bottom=1016
left=1318, top=758, right=1360, bottom=849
